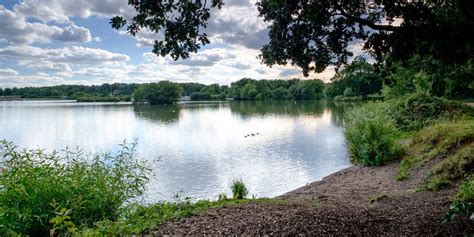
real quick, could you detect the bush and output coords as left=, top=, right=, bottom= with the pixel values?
left=0, top=140, right=151, bottom=236
left=445, top=177, right=474, bottom=222
left=344, top=103, right=403, bottom=166
left=230, top=179, right=249, bottom=199
left=389, top=93, right=471, bottom=131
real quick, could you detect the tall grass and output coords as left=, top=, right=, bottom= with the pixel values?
left=230, top=179, right=249, bottom=199
left=0, top=140, right=151, bottom=236
left=344, top=103, right=403, bottom=166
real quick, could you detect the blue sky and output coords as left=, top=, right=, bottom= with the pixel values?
left=0, top=0, right=339, bottom=88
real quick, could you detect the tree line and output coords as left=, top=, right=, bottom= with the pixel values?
left=2, top=57, right=472, bottom=104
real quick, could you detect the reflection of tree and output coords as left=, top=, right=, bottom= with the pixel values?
left=133, top=105, right=181, bottom=124
left=326, top=101, right=361, bottom=126
left=229, top=101, right=327, bottom=117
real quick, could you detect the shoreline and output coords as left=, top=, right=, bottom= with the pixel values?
left=155, top=159, right=473, bottom=235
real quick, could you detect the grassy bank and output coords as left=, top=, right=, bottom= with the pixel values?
left=344, top=93, right=474, bottom=222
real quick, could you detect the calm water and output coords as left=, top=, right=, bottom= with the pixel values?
left=0, top=100, right=352, bottom=202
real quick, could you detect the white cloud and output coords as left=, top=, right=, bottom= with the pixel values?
left=0, top=68, right=19, bottom=76
left=0, top=5, right=92, bottom=45
left=13, top=0, right=134, bottom=23
left=0, top=73, right=67, bottom=88
left=0, top=45, right=130, bottom=66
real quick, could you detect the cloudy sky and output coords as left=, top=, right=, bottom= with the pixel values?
left=0, top=0, right=338, bottom=88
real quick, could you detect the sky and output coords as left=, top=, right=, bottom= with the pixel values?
left=0, top=0, right=340, bottom=88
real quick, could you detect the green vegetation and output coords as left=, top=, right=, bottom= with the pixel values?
left=326, top=59, right=383, bottom=100
left=0, top=141, right=286, bottom=235
left=0, top=83, right=138, bottom=101
left=397, top=118, right=474, bottom=182
left=0, top=140, right=151, bottom=236
left=230, top=179, right=249, bottom=200
left=345, top=95, right=473, bottom=221
left=344, top=103, right=403, bottom=166
left=228, top=78, right=325, bottom=101
left=389, top=93, right=472, bottom=131
left=445, top=177, right=474, bottom=222
left=80, top=197, right=287, bottom=235
left=75, top=94, right=131, bottom=102
left=133, top=81, right=183, bottom=105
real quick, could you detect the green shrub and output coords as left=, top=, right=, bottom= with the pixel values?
left=345, top=103, right=403, bottom=166
left=0, top=140, right=151, bottom=236
left=445, top=177, right=474, bottom=222
left=389, top=93, right=471, bottom=131
left=230, top=179, right=249, bottom=199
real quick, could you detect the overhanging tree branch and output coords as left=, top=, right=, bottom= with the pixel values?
left=339, top=10, right=400, bottom=32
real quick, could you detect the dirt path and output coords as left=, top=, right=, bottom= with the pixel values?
left=154, top=160, right=473, bottom=235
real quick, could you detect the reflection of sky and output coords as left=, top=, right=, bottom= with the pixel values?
left=0, top=100, right=351, bottom=202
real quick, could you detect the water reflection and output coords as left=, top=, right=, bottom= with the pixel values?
left=0, top=100, right=352, bottom=202
left=229, top=100, right=326, bottom=117
left=133, top=105, right=181, bottom=124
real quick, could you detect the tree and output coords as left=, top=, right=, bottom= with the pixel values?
left=190, top=91, right=211, bottom=100
left=133, top=81, right=182, bottom=105
left=240, top=83, right=258, bottom=100
left=328, top=59, right=382, bottom=97
left=271, top=87, right=292, bottom=100
left=112, top=1, right=473, bottom=75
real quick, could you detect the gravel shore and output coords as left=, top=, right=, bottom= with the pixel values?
left=154, top=161, right=473, bottom=235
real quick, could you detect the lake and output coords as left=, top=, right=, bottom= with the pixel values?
left=0, top=100, right=353, bottom=202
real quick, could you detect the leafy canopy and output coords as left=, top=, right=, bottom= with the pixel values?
left=111, top=0, right=473, bottom=75
left=133, top=81, right=183, bottom=105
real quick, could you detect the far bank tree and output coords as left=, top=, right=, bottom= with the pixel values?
left=133, top=81, right=182, bottom=105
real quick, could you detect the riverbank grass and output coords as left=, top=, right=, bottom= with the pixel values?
left=81, top=197, right=288, bottom=235
left=397, top=117, right=474, bottom=183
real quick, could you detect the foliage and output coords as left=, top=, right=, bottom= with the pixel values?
left=111, top=0, right=224, bottom=60
left=190, top=92, right=212, bottom=101
left=328, top=59, right=383, bottom=98
left=49, top=208, right=78, bottom=236
left=111, top=1, right=473, bottom=76
left=133, top=81, right=183, bottom=105
left=381, top=56, right=474, bottom=99
left=75, top=94, right=131, bottom=102
left=1, top=83, right=138, bottom=100
left=180, top=82, right=206, bottom=96
left=445, top=177, right=474, bottom=222
left=271, top=87, right=292, bottom=100
left=258, top=1, right=473, bottom=75
left=344, top=103, right=403, bottom=166
left=230, top=179, right=249, bottom=200
left=0, top=140, right=151, bottom=236
left=228, top=78, right=325, bottom=101
left=389, top=93, right=472, bottom=131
